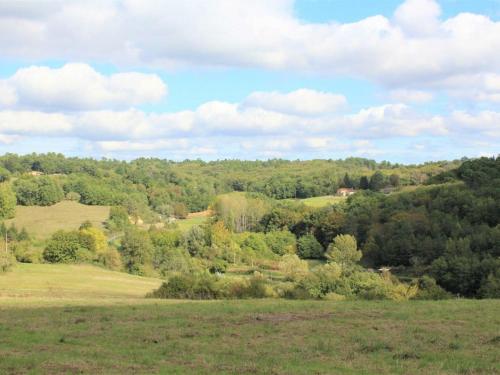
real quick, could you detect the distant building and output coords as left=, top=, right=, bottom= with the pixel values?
left=336, top=188, right=355, bottom=197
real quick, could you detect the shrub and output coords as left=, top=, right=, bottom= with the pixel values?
left=209, top=259, right=228, bottom=274
left=0, top=250, right=15, bottom=273
left=148, top=272, right=220, bottom=299
left=12, top=241, right=43, bottom=263
left=265, top=230, right=296, bottom=255
left=43, top=230, right=83, bottom=263
left=297, top=234, right=324, bottom=259
left=148, top=271, right=277, bottom=300
left=412, top=275, right=452, bottom=300
left=279, top=254, right=309, bottom=281
left=98, top=247, right=123, bottom=271
left=65, top=191, right=81, bottom=201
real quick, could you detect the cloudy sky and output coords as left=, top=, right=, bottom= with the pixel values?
left=0, top=0, right=499, bottom=162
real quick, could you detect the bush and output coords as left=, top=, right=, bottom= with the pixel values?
left=297, top=234, right=324, bottom=259
left=43, top=230, right=83, bottom=263
left=412, top=275, right=452, bottom=300
left=279, top=254, right=309, bottom=281
left=0, top=250, right=15, bottom=273
left=98, top=248, right=123, bottom=271
left=209, top=259, right=228, bottom=274
left=65, top=191, right=81, bottom=201
left=148, top=272, right=220, bottom=299
left=12, top=241, right=43, bottom=263
left=148, top=271, right=277, bottom=300
left=265, top=230, right=296, bottom=255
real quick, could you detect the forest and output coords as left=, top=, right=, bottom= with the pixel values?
left=0, top=153, right=498, bottom=299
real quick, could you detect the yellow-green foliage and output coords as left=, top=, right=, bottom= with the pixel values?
left=5, top=201, right=110, bottom=239
left=0, top=250, right=15, bottom=273
left=0, top=182, right=16, bottom=219
left=287, top=195, right=347, bottom=208
left=326, top=234, right=362, bottom=266
left=279, top=254, right=309, bottom=281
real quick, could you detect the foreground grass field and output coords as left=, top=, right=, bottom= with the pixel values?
left=0, top=298, right=498, bottom=374
left=5, top=201, right=110, bottom=239
left=0, top=265, right=499, bottom=374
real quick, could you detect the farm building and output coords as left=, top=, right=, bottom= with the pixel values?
left=336, top=188, right=355, bottom=197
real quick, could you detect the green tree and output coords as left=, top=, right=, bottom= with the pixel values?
left=369, top=171, right=385, bottom=191
left=359, top=176, right=369, bottom=190
left=43, top=230, right=83, bottom=263
left=297, top=234, right=324, bottom=259
left=325, top=234, right=362, bottom=266
left=0, top=183, right=16, bottom=219
left=265, top=230, right=296, bottom=255
left=389, top=174, right=400, bottom=187
left=14, top=176, right=63, bottom=206
left=120, top=228, right=154, bottom=275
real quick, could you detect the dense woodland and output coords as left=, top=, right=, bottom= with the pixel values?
left=0, top=153, right=498, bottom=299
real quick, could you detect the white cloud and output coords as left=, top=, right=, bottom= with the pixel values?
left=0, top=0, right=499, bottom=94
left=389, top=89, right=433, bottom=103
left=0, top=82, right=17, bottom=107
left=0, top=110, right=72, bottom=135
left=0, top=90, right=450, bottom=143
left=0, top=63, right=167, bottom=110
left=244, top=89, right=347, bottom=115
left=450, top=110, right=500, bottom=138
left=394, top=0, right=441, bottom=36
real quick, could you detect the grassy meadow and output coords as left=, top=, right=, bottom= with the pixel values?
left=285, top=195, right=347, bottom=208
left=0, top=264, right=499, bottom=374
left=5, top=201, right=110, bottom=239
left=0, top=263, right=162, bottom=300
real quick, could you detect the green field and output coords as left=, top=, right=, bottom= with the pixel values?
left=5, top=201, right=110, bottom=239
left=175, top=216, right=209, bottom=232
left=0, top=263, right=162, bottom=300
left=285, top=195, right=347, bottom=208
left=0, top=264, right=499, bottom=374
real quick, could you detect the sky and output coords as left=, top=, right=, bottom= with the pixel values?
left=0, top=0, right=499, bottom=163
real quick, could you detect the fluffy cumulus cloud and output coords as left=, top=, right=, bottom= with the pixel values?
left=243, top=89, right=347, bottom=116
left=2, top=83, right=494, bottom=159
left=1, top=0, right=500, bottom=96
left=0, top=63, right=167, bottom=110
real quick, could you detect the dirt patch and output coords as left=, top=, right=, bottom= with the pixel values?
left=187, top=210, right=213, bottom=219
left=249, top=312, right=333, bottom=324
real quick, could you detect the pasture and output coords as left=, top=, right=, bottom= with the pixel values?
left=286, top=195, right=347, bottom=208
left=5, top=201, right=110, bottom=239
left=0, top=264, right=499, bottom=374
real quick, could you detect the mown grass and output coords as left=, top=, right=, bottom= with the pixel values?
left=0, top=298, right=498, bottom=374
left=5, top=201, right=110, bottom=239
left=285, top=195, right=347, bottom=208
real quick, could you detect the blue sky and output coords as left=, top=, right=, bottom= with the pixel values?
left=0, top=0, right=499, bottom=163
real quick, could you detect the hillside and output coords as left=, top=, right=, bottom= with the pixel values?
left=0, top=263, right=162, bottom=299
left=5, top=201, right=110, bottom=239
